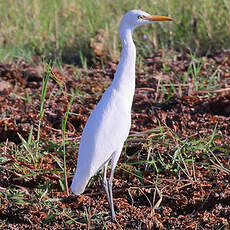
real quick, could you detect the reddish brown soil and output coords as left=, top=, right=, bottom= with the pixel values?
left=0, top=51, right=229, bottom=229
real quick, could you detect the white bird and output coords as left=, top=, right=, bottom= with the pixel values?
left=71, top=9, right=173, bottom=221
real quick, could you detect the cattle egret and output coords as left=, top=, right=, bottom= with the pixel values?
left=71, top=9, right=173, bottom=221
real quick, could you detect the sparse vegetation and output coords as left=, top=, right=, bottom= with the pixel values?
left=0, top=0, right=229, bottom=229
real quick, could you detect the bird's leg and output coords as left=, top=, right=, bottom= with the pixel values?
left=108, top=165, right=116, bottom=221
left=108, top=150, right=121, bottom=221
left=102, top=162, right=112, bottom=208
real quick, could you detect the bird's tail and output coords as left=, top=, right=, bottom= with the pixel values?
left=71, top=172, right=90, bottom=195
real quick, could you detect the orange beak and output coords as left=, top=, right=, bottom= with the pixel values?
left=145, top=15, right=173, bottom=21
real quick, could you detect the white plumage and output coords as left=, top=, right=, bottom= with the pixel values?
left=71, top=9, right=172, bottom=221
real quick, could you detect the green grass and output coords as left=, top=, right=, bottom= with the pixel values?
left=0, top=1, right=229, bottom=228
left=160, top=54, right=224, bottom=98
left=125, top=126, right=229, bottom=182
left=0, top=0, right=230, bottom=63
left=0, top=55, right=229, bottom=227
left=2, top=123, right=228, bottom=227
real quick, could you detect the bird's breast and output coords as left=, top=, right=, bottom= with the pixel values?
left=81, top=87, right=132, bottom=149
left=76, top=84, right=133, bottom=176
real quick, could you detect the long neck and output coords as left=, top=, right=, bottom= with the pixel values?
left=112, top=25, right=136, bottom=98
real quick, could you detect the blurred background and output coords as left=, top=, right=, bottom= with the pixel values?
left=0, top=0, right=229, bottom=64
left=0, top=1, right=230, bottom=228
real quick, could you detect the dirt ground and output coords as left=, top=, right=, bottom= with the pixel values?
left=0, top=51, right=230, bottom=229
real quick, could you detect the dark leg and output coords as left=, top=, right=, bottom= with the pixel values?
left=102, top=162, right=112, bottom=208
left=108, top=164, right=116, bottom=221
left=108, top=149, right=121, bottom=221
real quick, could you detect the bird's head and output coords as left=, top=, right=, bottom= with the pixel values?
left=120, top=9, right=173, bottom=31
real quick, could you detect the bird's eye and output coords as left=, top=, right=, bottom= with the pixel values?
left=138, top=15, right=144, bottom=19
